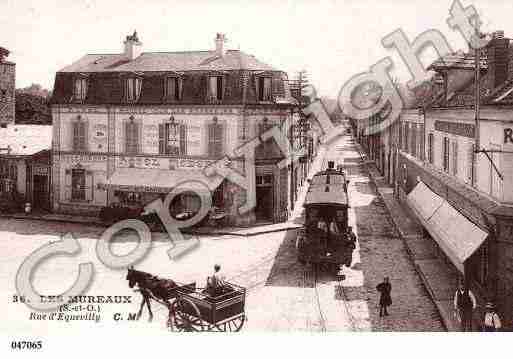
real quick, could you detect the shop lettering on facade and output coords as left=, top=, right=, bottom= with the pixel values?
left=63, top=154, right=108, bottom=163
left=118, top=156, right=162, bottom=169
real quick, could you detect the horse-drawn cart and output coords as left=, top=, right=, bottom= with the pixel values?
left=168, top=282, right=246, bottom=332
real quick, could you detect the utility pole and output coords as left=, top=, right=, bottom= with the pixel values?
left=473, top=25, right=481, bottom=188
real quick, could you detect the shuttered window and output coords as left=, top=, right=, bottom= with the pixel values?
left=166, top=77, right=181, bottom=100
left=443, top=137, right=450, bottom=172
left=208, top=76, right=223, bottom=101
left=125, top=118, right=139, bottom=155
left=258, top=77, right=272, bottom=101
left=71, top=168, right=86, bottom=201
left=208, top=119, right=223, bottom=157
left=158, top=120, right=187, bottom=155
left=73, top=120, right=87, bottom=151
left=451, top=141, right=458, bottom=176
left=428, top=133, right=434, bottom=164
left=126, top=77, right=142, bottom=101
left=74, top=78, right=88, bottom=101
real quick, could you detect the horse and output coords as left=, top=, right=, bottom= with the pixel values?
left=126, top=266, right=178, bottom=322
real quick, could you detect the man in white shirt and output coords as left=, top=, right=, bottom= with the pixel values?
left=483, top=302, right=501, bottom=332
left=453, top=283, right=477, bottom=332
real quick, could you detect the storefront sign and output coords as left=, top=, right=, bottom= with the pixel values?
left=118, top=156, right=165, bottom=169
left=434, top=121, right=475, bottom=138
left=62, top=154, right=108, bottom=163
left=33, top=166, right=49, bottom=176
left=172, top=158, right=215, bottom=170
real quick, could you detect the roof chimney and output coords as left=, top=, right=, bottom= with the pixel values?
left=0, top=47, right=9, bottom=62
left=124, top=30, right=143, bottom=61
left=487, top=30, right=509, bottom=88
left=215, top=33, right=227, bottom=57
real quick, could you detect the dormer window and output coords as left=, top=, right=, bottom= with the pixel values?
left=125, top=77, right=142, bottom=102
left=74, top=78, right=88, bottom=101
left=257, top=77, right=272, bottom=101
left=208, top=76, right=224, bottom=102
left=165, top=77, right=182, bottom=101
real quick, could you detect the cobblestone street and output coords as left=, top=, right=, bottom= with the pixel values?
left=1, top=134, right=444, bottom=332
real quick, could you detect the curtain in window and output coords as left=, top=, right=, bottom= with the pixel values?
left=73, top=121, right=87, bottom=151
left=74, top=79, right=87, bottom=100
left=452, top=141, right=458, bottom=176
left=208, top=122, right=223, bottom=157
left=209, top=76, right=218, bottom=100
left=125, top=120, right=139, bottom=154
left=167, top=77, right=177, bottom=100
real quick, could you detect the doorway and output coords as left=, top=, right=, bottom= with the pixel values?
left=255, top=174, right=274, bottom=222
left=33, top=174, right=49, bottom=210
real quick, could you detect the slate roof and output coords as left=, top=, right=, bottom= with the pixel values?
left=58, top=50, right=277, bottom=73
left=0, top=125, right=52, bottom=156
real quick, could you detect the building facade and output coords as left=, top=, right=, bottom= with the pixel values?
left=50, top=32, right=300, bottom=226
left=365, top=31, right=513, bottom=328
left=0, top=47, right=15, bottom=127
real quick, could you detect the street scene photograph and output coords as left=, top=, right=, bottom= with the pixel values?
left=1, top=0, right=513, bottom=356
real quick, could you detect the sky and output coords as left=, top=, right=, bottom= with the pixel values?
left=1, top=0, right=513, bottom=98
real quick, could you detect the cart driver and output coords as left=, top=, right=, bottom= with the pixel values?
left=207, top=264, right=226, bottom=296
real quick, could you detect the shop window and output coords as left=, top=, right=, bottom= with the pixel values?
left=208, top=117, right=223, bottom=157
left=125, top=77, right=142, bottom=102
left=158, top=117, right=187, bottom=155
left=257, top=77, right=272, bottom=101
left=73, top=78, right=88, bottom=101
left=71, top=168, right=86, bottom=201
left=208, top=76, right=223, bottom=102
left=125, top=117, right=140, bottom=155
left=442, top=137, right=450, bottom=172
left=72, top=116, right=88, bottom=151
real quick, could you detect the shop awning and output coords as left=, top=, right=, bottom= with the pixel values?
left=104, top=168, right=224, bottom=194
left=407, top=181, right=488, bottom=274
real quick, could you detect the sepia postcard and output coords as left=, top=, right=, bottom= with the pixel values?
left=1, top=0, right=511, bottom=357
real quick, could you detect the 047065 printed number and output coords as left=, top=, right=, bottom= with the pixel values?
left=11, top=341, right=42, bottom=350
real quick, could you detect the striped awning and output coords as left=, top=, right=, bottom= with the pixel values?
left=103, top=168, right=223, bottom=194
left=407, top=181, right=488, bottom=274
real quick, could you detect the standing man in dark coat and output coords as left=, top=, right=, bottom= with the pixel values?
left=453, top=283, right=476, bottom=332
left=376, top=277, right=392, bottom=317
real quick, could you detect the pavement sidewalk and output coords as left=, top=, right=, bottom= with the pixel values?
left=357, top=146, right=464, bottom=332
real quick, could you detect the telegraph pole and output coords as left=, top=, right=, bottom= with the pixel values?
left=473, top=25, right=481, bottom=188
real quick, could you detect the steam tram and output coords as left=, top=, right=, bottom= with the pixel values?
left=296, top=161, right=354, bottom=273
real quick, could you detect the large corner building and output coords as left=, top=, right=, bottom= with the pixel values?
left=50, top=32, right=300, bottom=225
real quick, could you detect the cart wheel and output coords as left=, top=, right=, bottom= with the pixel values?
left=169, top=297, right=204, bottom=332
left=214, top=315, right=245, bottom=332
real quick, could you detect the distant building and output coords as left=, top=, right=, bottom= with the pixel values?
left=0, top=125, right=53, bottom=210
left=357, top=30, right=513, bottom=328
left=50, top=32, right=301, bottom=225
left=0, top=47, right=15, bottom=127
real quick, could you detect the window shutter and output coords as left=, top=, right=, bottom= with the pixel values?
left=180, top=124, right=187, bottom=155
left=83, top=121, right=89, bottom=152
left=177, top=77, right=183, bottom=100
left=452, top=141, right=458, bottom=176
left=217, top=76, right=223, bottom=100
left=158, top=123, right=166, bottom=154
left=64, top=170, right=72, bottom=201
left=215, top=123, right=223, bottom=156
left=208, top=123, right=215, bottom=156
left=124, top=121, right=130, bottom=153
left=73, top=122, right=80, bottom=151
left=85, top=171, right=93, bottom=201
